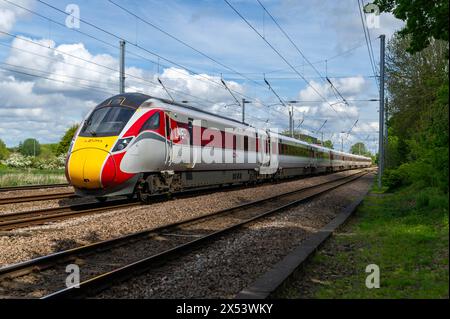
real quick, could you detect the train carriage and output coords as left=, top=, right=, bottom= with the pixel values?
left=65, top=93, right=372, bottom=202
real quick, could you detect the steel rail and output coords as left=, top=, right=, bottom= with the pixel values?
left=0, top=169, right=370, bottom=298
left=0, top=169, right=363, bottom=230
left=0, top=199, right=137, bottom=231
left=45, top=170, right=370, bottom=299
left=0, top=192, right=76, bottom=206
left=0, top=184, right=70, bottom=193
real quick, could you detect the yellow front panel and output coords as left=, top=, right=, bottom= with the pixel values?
left=71, top=136, right=118, bottom=153
left=68, top=136, right=118, bottom=189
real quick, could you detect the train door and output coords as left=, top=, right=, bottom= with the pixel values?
left=268, top=132, right=279, bottom=172
left=330, top=151, right=334, bottom=169
left=310, top=148, right=316, bottom=168
left=186, top=118, right=197, bottom=169
left=164, top=112, right=172, bottom=166
left=258, top=131, right=278, bottom=175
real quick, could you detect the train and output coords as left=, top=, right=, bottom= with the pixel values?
left=65, top=93, right=372, bottom=202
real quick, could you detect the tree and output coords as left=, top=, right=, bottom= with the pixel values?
left=323, top=140, right=334, bottom=149
left=350, top=142, right=369, bottom=156
left=0, top=139, right=9, bottom=160
left=19, top=138, right=41, bottom=157
left=57, top=125, right=79, bottom=155
left=280, top=130, right=319, bottom=144
left=384, top=32, right=448, bottom=191
left=374, top=0, right=449, bottom=54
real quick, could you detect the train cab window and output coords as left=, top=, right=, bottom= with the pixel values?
left=139, top=112, right=160, bottom=133
left=79, top=106, right=135, bottom=137
left=244, top=136, right=249, bottom=151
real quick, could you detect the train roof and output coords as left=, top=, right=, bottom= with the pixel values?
left=98, top=93, right=371, bottom=160
left=98, top=93, right=249, bottom=126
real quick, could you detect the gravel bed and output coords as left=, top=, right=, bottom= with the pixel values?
left=0, top=186, right=80, bottom=215
left=0, top=169, right=363, bottom=267
left=0, top=186, right=73, bottom=199
left=97, top=173, right=374, bottom=299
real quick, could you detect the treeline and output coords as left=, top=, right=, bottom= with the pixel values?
left=377, top=1, right=449, bottom=192
left=281, top=130, right=367, bottom=153
left=0, top=125, right=79, bottom=169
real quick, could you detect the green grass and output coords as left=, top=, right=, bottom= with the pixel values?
left=278, top=183, right=449, bottom=299
left=0, top=167, right=66, bottom=187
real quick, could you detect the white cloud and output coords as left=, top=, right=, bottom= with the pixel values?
left=0, top=0, right=33, bottom=35
left=0, top=0, right=395, bottom=151
left=297, top=76, right=367, bottom=120
left=0, top=35, right=248, bottom=146
left=292, top=75, right=380, bottom=152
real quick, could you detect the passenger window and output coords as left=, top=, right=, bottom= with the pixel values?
left=140, top=112, right=160, bottom=133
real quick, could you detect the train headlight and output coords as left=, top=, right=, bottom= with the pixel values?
left=113, top=137, right=133, bottom=152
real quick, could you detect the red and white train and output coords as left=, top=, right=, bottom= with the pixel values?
left=65, top=93, right=372, bottom=202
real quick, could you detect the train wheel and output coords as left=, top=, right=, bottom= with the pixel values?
left=137, top=191, right=151, bottom=204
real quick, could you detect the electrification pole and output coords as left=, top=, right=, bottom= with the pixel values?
left=242, top=99, right=251, bottom=123
left=384, top=97, right=389, bottom=164
left=288, top=105, right=293, bottom=137
left=378, top=34, right=385, bottom=188
left=120, top=40, right=126, bottom=94
left=242, top=98, right=245, bottom=123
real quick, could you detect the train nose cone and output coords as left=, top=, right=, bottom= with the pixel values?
left=68, top=149, right=116, bottom=189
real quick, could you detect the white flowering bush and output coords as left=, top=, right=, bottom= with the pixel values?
left=1, top=153, right=32, bottom=168
left=32, top=154, right=66, bottom=170
left=1, top=153, right=66, bottom=170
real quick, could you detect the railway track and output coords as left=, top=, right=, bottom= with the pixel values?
left=0, top=183, right=70, bottom=193
left=0, top=191, right=75, bottom=206
left=0, top=169, right=361, bottom=230
left=0, top=199, right=138, bottom=231
left=0, top=179, right=289, bottom=231
left=0, top=169, right=370, bottom=299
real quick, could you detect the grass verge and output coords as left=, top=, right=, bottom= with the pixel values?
left=0, top=167, right=66, bottom=187
left=276, top=183, right=449, bottom=299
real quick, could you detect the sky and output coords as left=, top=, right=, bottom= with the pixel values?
left=0, top=0, right=404, bottom=153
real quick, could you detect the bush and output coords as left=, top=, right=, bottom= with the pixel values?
left=1, top=153, right=32, bottom=168
left=383, top=158, right=446, bottom=192
left=1, top=153, right=65, bottom=170
left=31, top=154, right=66, bottom=170
left=383, top=166, right=409, bottom=190
left=415, top=187, right=449, bottom=211
left=415, top=191, right=430, bottom=208
left=0, top=139, right=9, bottom=160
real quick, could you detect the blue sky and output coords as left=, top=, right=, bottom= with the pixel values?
left=0, top=0, right=404, bottom=153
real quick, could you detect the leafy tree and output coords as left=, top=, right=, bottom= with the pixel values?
left=374, top=0, right=449, bottom=53
left=40, top=143, right=59, bottom=160
left=350, top=142, right=370, bottom=156
left=280, top=130, right=320, bottom=144
left=0, top=139, right=9, bottom=160
left=57, top=125, right=79, bottom=155
left=383, top=33, right=448, bottom=191
left=323, top=140, right=334, bottom=149
left=19, top=138, right=41, bottom=157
